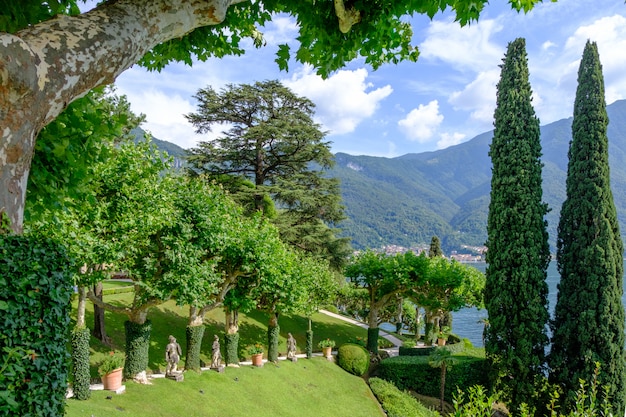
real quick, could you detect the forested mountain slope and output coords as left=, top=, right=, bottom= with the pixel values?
left=332, top=99, right=626, bottom=253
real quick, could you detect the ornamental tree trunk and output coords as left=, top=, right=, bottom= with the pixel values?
left=0, top=0, right=242, bottom=233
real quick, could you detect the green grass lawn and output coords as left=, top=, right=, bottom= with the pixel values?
left=70, top=285, right=386, bottom=416
left=83, top=288, right=375, bottom=376
left=66, top=357, right=385, bottom=417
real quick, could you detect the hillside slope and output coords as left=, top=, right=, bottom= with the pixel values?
left=332, top=99, right=626, bottom=253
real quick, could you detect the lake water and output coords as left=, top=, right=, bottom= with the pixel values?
left=442, top=261, right=624, bottom=347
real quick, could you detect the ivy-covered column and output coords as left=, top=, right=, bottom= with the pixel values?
left=0, top=235, right=74, bottom=416
left=185, top=324, right=205, bottom=371
left=124, top=320, right=152, bottom=380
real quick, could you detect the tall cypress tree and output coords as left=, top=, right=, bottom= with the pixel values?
left=549, top=40, right=626, bottom=415
left=484, top=38, right=550, bottom=411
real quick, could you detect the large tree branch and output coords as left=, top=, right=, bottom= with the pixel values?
left=334, top=0, right=361, bottom=34
left=0, top=0, right=244, bottom=233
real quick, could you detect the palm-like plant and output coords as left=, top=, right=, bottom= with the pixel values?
left=429, top=347, right=457, bottom=412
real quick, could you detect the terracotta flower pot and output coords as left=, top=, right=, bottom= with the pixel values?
left=322, top=346, right=332, bottom=358
left=437, top=338, right=447, bottom=346
left=101, top=367, right=123, bottom=390
left=251, top=353, right=263, bottom=367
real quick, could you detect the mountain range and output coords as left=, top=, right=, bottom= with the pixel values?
left=332, top=99, right=626, bottom=253
left=147, top=99, right=626, bottom=255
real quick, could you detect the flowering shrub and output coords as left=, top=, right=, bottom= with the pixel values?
left=318, top=339, right=336, bottom=348
left=97, top=351, right=125, bottom=376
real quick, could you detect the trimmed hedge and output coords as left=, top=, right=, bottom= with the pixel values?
left=185, top=324, right=205, bottom=371
left=71, top=326, right=91, bottom=400
left=224, top=332, right=239, bottom=365
left=124, top=320, right=152, bottom=379
left=369, top=377, right=440, bottom=417
left=376, top=352, right=488, bottom=402
left=0, top=235, right=74, bottom=416
left=337, top=343, right=369, bottom=376
left=399, top=336, right=467, bottom=356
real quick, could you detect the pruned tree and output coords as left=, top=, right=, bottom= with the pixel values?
left=344, top=250, right=429, bottom=353
left=548, top=40, right=626, bottom=416
left=484, top=37, right=551, bottom=411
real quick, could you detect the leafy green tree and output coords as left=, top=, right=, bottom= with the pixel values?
left=27, top=86, right=144, bottom=223
left=411, top=257, right=484, bottom=344
left=1, top=0, right=546, bottom=234
left=548, top=40, right=626, bottom=415
left=429, top=236, right=444, bottom=258
left=344, top=250, right=429, bottom=353
left=186, top=80, right=351, bottom=268
left=484, top=38, right=551, bottom=411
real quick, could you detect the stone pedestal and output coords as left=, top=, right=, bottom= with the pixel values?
left=210, top=365, right=225, bottom=373
left=166, top=372, right=184, bottom=382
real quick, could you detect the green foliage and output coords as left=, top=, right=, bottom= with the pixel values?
left=97, top=352, right=125, bottom=377
left=452, top=385, right=500, bottom=417
left=549, top=40, right=626, bottom=416
left=224, top=333, right=240, bottom=365
left=267, top=324, right=280, bottom=362
left=429, top=236, right=443, bottom=257
left=336, top=344, right=369, bottom=377
left=186, top=80, right=351, bottom=269
left=28, top=87, right=144, bottom=223
left=0, top=0, right=80, bottom=33
left=0, top=235, right=74, bottom=416
left=485, top=37, right=550, bottom=411
left=318, top=338, right=336, bottom=348
left=184, top=325, right=205, bottom=371
left=369, top=377, right=440, bottom=417
left=376, top=352, right=488, bottom=402
left=124, top=320, right=152, bottom=379
left=70, top=326, right=91, bottom=400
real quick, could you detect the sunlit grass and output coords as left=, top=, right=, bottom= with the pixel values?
left=66, top=358, right=384, bottom=417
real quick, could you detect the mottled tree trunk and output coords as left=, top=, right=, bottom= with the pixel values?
left=92, top=282, right=111, bottom=345
left=76, top=285, right=87, bottom=328
left=0, top=0, right=242, bottom=233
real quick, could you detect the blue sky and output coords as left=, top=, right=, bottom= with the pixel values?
left=96, top=0, right=626, bottom=157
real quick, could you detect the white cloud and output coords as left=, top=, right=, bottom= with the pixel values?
left=420, top=19, right=504, bottom=72
left=283, top=66, right=392, bottom=135
left=437, top=132, right=466, bottom=149
left=118, top=88, right=204, bottom=149
left=397, top=100, right=443, bottom=142
left=261, top=15, right=298, bottom=46
left=448, top=69, right=499, bottom=125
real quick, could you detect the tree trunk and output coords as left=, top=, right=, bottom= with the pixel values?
left=92, top=282, right=111, bottom=345
left=0, top=0, right=243, bottom=233
left=76, top=285, right=87, bottom=328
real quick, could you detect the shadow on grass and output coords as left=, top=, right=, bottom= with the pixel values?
left=74, top=298, right=370, bottom=377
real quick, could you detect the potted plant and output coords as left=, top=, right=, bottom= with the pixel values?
left=98, top=351, right=125, bottom=390
left=248, top=344, right=264, bottom=366
left=318, top=339, right=335, bottom=358
left=437, top=326, right=451, bottom=346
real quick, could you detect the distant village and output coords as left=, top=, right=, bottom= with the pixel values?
left=373, top=244, right=486, bottom=263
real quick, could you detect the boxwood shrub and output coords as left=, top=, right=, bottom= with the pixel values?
left=375, top=350, right=488, bottom=402
left=337, top=343, right=370, bottom=376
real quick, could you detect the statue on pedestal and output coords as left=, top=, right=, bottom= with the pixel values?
left=287, top=333, right=297, bottom=362
left=211, top=335, right=223, bottom=369
left=165, top=335, right=183, bottom=380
